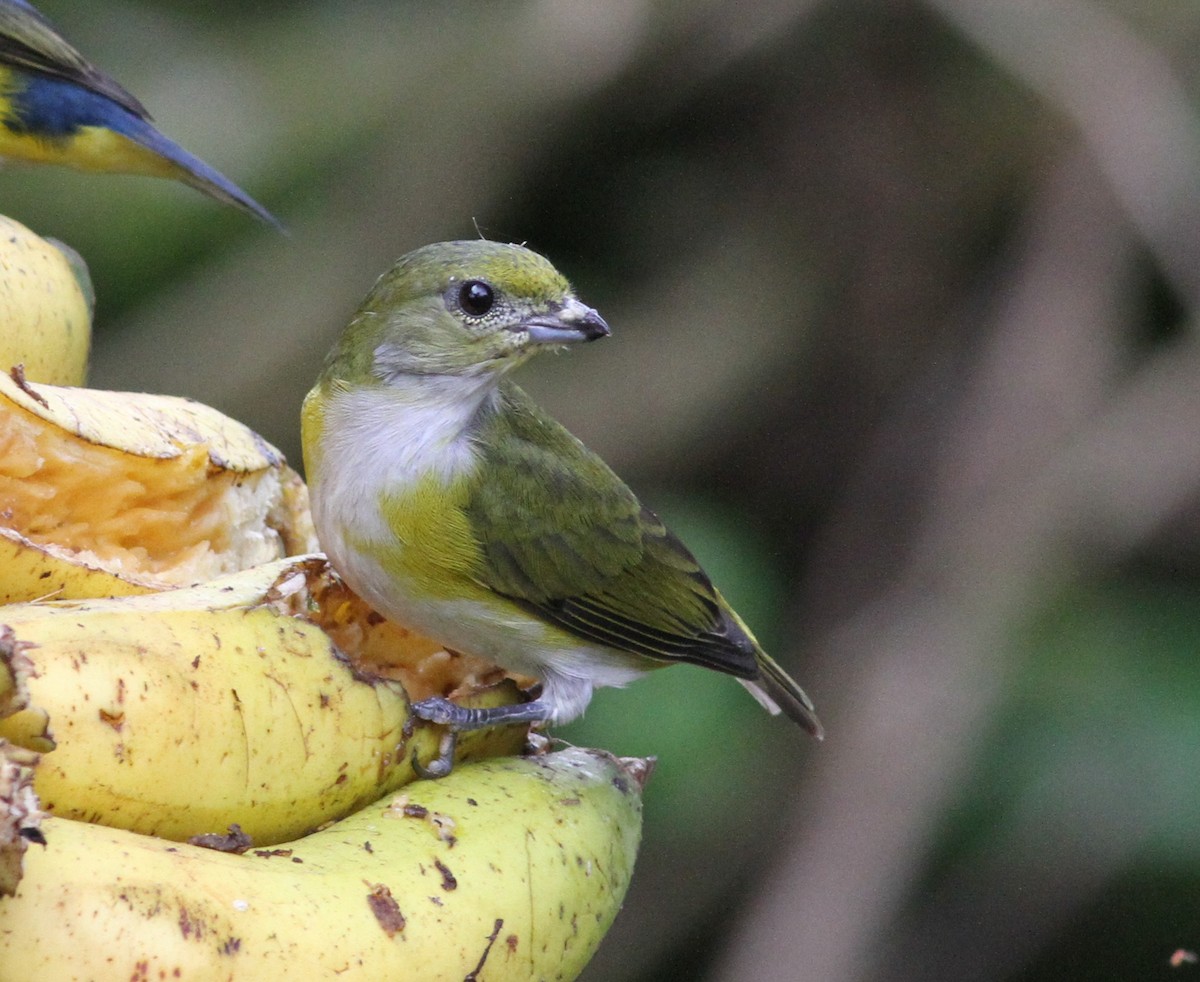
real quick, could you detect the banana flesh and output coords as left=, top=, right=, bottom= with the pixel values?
left=0, top=370, right=317, bottom=603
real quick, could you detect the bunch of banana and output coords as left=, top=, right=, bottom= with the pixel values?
left=0, top=222, right=646, bottom=978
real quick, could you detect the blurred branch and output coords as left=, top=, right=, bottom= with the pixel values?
left=92, top=0, right=651, bottom=453
left=1063, top=338, right=1200, bottom=552
left=713, top=5, right=1200, bottom=973
left=712, top=147, right=1137, bottom=982
left=846, top=332, right=1200, bottom=981
left=927, top=0, right=1200, bottom=311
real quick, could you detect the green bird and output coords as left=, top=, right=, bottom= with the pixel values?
left=302, top=241, right=822, bottom=775
left=0, top=0, right=278, bottom=225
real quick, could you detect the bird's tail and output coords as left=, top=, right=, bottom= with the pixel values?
left=741, top=649, right=823, bottom=739
left=718, top=592, right=823, bottom=738
left=120, top=114, right=282, bottom=229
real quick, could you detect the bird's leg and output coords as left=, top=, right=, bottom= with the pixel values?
left=411, top=696, right=553, bottom=729
left=410, top=697, right=554, bottom=779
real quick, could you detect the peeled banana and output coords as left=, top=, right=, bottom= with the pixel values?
left=0, top=216, right=92, bottom=387
left=0, top=369, right=316, bottom=604
left=0, top=747, right=647, bottom=981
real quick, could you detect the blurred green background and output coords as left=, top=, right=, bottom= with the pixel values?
left=10, top=0, right=1200, bottom=978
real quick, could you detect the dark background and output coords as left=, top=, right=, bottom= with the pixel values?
left=9, top=1, right=1200, bottom=979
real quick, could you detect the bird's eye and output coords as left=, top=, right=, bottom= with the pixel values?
left=459, top=280, right=495, bottom=317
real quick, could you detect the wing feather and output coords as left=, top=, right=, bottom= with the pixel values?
left=466, top=384, right=758, bottom=678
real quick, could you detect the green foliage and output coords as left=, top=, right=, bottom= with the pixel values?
left=942, top=580, right=1200, bottom=864
left=914, top=578, right=1200, bottom=979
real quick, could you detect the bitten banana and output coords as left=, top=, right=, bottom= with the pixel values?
left=0, top=369, right=316, bottom=604
left=0, top=747, right=647, bottom=982
left=0, top=216, right=92, bottom=386
left=0, top=557, right=529, bottom=845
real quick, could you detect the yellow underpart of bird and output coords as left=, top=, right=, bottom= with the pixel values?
left=0, top=117, right=169, bottom=175
left=0, top=370, right=317, bottom=603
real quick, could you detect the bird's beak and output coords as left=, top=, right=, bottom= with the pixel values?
left=522, top=298, right=611, bottom=345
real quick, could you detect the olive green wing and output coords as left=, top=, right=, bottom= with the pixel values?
left=466, top=385, right=759, bottom=678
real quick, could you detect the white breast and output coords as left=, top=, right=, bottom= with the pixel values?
left=310, top=376, right=492, bottom=545
left=307, top=374, right=656, bottom=726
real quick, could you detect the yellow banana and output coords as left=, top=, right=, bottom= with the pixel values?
left=0, top=556, right=529, bottom=845
left=0, top=371, right=317, bottom=604
left=0, top=747, right=646, bottom=981
left=0, top=216, right=92, bottom=387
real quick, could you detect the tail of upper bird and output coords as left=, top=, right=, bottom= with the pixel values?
left=108, top=109, right=281, bottom=228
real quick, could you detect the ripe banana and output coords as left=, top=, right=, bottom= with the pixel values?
left=0, top=747, right=646, bottom=982
left=0, top=370, right=317, bottom=604
left=0, top=556, right=529, bottom=845
left=0, top=217, right=92, bottom=387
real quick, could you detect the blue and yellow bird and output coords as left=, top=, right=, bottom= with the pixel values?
left=0, top=0, right=277, bottom=225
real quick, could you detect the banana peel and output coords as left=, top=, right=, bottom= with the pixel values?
left=0, top=748, right=647, bottom=981
left=0, top=626, right=33, bottom=719
left=0, top=216, right=92, bottom=387
left=0, top=371, right=317, bottom=603
left=0, top=740, right=41, bottom=898
left=0, top=556, right=529, bottom=845
left=0, top=626, right=44, bottom=896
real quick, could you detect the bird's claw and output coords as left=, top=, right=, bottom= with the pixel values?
left=412, top=728, right=458, bottom=780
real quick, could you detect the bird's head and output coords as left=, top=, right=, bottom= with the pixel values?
left=323, top=240, right=609, bottom=384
